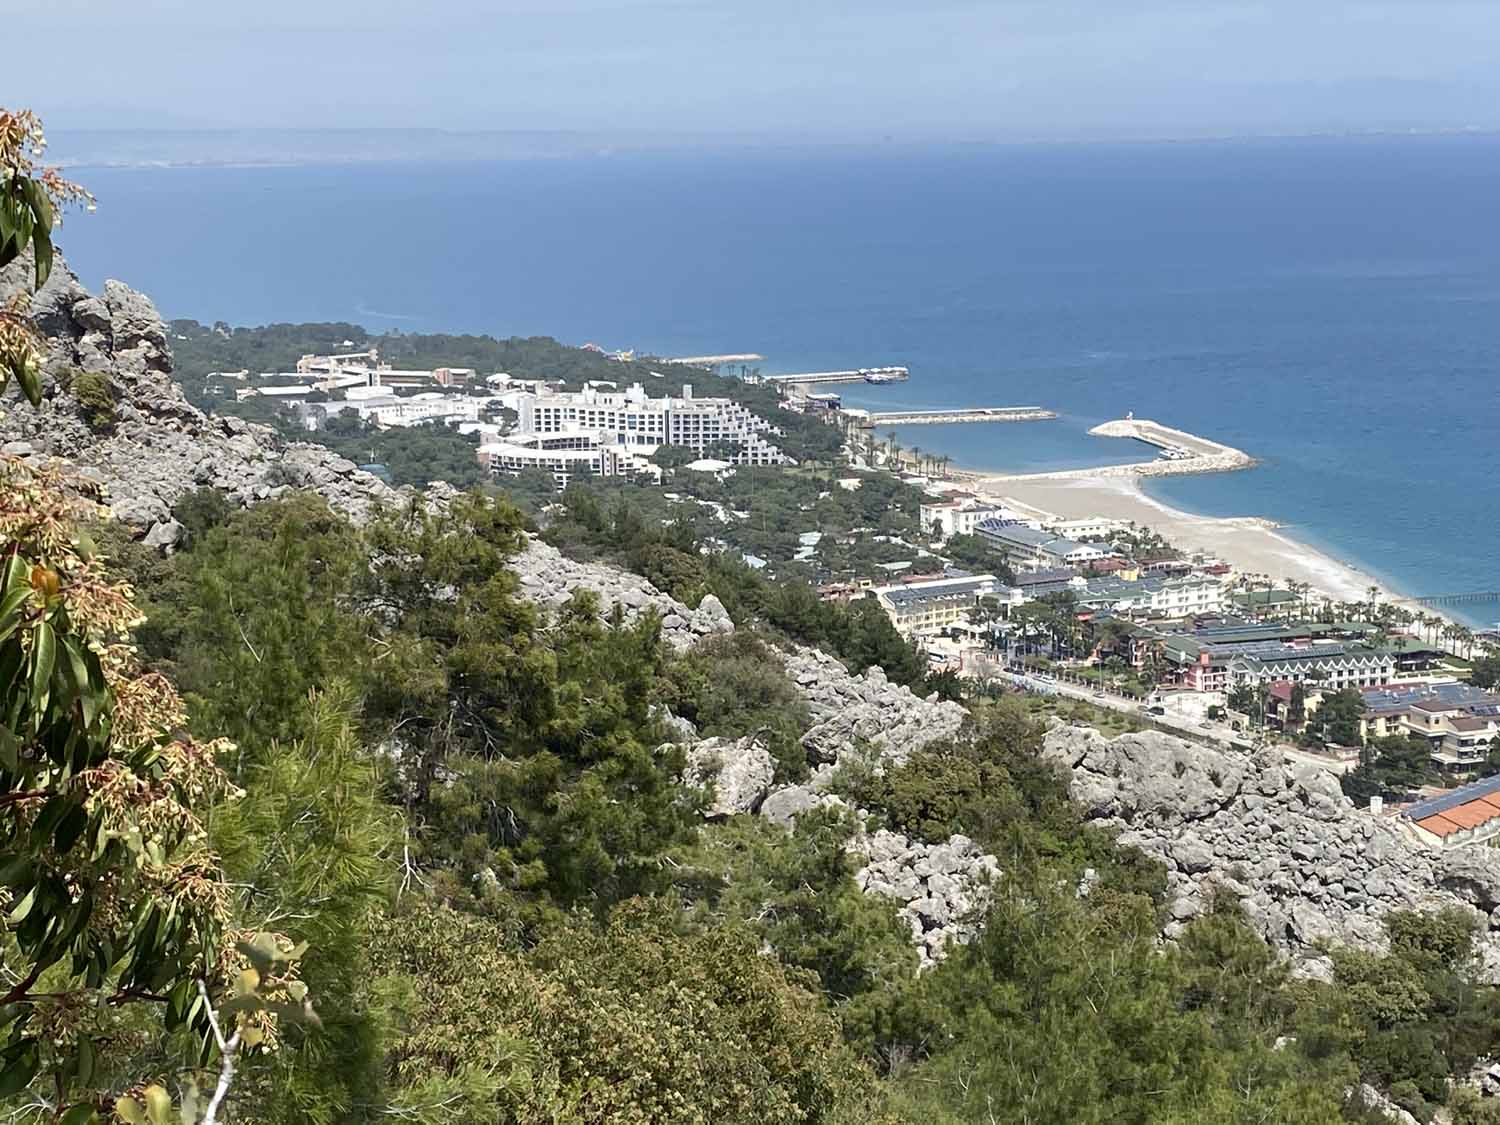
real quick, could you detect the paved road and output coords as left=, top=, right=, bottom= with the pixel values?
left=997, top=667, right=1350, bottom=775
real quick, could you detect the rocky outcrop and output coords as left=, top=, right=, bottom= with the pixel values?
left=509, top=537, right=735, bottom=651
left=853, top=828, right=999, bottom=969
left=682, top=736, right=776, bottom=818
left=1346, top=1083, right=1421, bottom=1125
left=781, top=646, right=966, bottom=770
left=0, top=252, right=416, bottom=533
left=1042, top=725, right=1500, bottom=972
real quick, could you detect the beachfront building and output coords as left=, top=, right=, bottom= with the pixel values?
left=1400, top=777, right=1500, bottom=850
left=870, top=574, right=1015, bottom=637
left=1046, top=517, right=1125, bottom=541
left=1227, top=645, right=1394, bottom=691
left=478, top=431, right=656, bottom=488
left=516, top=382, right=792, bottom=466
left=919, top=497, right=1023, bottom=542
left=1013, top=568, right=1086, bottom=600
left=1359, top=683, right=1500, bottom=743
left=1349, top=684, right=1500, bottom=771
left=1075, top=574, right=1225, bottom=618
left=975, top=520, right=1112, bottom=571
left=1132, top=622, right=1394, bottom=694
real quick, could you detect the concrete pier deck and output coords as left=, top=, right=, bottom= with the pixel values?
left=856, top=406, right=1057, bottom=427
left=664, top=353, right=766, bottom=366
left=766, top=366, right=910, bottom=386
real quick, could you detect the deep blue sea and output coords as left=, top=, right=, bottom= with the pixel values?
left=56, top=137, right=1500, bottom=625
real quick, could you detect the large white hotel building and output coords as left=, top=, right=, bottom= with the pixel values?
left=515, top=382, right=791, bottom=466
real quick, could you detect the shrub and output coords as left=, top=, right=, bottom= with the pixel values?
left=69, top=368, right=116, bottom=431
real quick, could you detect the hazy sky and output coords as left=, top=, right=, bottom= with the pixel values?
left=15, top=0, right=1500, bottom=139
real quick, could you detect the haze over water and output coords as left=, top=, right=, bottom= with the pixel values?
left=58, top=136, right=1500, bottom=625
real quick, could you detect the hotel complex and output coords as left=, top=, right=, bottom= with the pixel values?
left=516, top=383, right=791, bottom=466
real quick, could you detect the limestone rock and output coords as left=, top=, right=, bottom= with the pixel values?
left=142, top=518, right=186, bottom=552
left=682, top=736, right=776, bottom=818
left=0, top=251, right=452, bottom=532
left=759, top=785, right=847, bottom=828
left=851, top=826, right=1001, bottom=970
left=1042, top=723, right=1500, bottom=974
left=783, top=645, right=965, bottom=771
left=508, top=537, right=735, bottom=651
left=1438, top=847, right=1500, bottom=912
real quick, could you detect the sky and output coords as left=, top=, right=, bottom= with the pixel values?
left=13, top=0, right=1500, bottom=141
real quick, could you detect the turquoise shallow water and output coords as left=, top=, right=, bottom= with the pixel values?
left=56, top=136, right=1500, bottom=625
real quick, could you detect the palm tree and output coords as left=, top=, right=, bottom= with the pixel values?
left=1366, top=585, right=1381, bottom=623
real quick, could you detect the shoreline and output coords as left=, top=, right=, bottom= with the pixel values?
left=950, top=418, right=1453, bottom=620
left=978, top=473, right=1402, bottom=607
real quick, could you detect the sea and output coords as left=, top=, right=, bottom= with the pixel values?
left=53, top=135, right=1500, bottom=626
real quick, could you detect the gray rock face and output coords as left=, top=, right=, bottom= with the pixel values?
left=852, top=828, right=1000, bottom=969
left=759, top=785, right=848, bottom=828
left=1042, top=725, right=1498, bottom=972
left=508, top=537, right=739, bottom=651
left=141, top=518, right=186, bottom=552
left=0, top=252, right=430, bottom=527
left=1347, top=1083, right=1421, bottom=1125
left=1437, top=847, right=1500, bottom=913
left=682, top=736, right=777, bottom=818
left=781, top=645, right=966, bottom=770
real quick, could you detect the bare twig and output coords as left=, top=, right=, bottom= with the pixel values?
left=197, top=980, right=241, bottom=1125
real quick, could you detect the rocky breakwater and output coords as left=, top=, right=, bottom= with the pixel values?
left=508, top=537, right=734, bottom=651
left=973, top=418, right=1255, bottom=486
left=0, top=253, right=410, bottom=540
left=1043, top=724, right=1500, bottom=976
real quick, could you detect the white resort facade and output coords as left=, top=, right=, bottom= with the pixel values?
left=478, top=431, right=657, bottom=488
left=516, top=382, right=792, bottom=466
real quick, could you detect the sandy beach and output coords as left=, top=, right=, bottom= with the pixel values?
left=958, top=418, right=1413, bottom=611
left=975, top=474, right=1397, bottom=607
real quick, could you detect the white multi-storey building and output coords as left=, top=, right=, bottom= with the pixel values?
left=479, top=431, right=656, bottom=488
left=919, top=497, right=1023, bottom=542
left=515, top=383, right=791, bottom=466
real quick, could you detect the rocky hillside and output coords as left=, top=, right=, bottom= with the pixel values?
left=16, top=256, right=1500, bottom=992
left=1044, top=724, right=1500, bottom=979
left=0, top=252, right=408, bottom=543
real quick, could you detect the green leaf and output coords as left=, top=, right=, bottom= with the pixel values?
left=31, top=793, right=72, bottom=846
left=143, top=1084, right=173, bottom=1125
left=6, top=885, right=36, bottom=924
left=0, top=1039, right=38, bottom=1097
left=2, top=555, right=29, bottom=597
left=0, top=580, right=33, bottom=645
left=60, top=1105, right=98, bottom=1125
left=0, top=726, right=17, bottom=772
left=30, top=220, right=51, bottom=291
left=73, top=1033, right=95, bottom=1085
left=53, top=803, right=89, bottom=853
left=29, top=620, right=56, bottom=710
left=25, top=178, right=53, bottom=234
left=0, top=854, right=32, bottom=887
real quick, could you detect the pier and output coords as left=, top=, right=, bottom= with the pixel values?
left=764, top=366, right=910, bottom=387
left=664, top=353, right=766, bottom=367
left=852, top=406, right=1057, bottom=427
left=1396, top=592, right=1500, bottom=609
